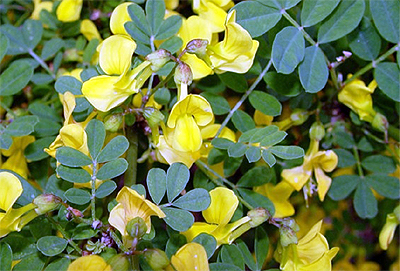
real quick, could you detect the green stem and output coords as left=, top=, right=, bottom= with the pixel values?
left=147, top=64, right=176, bottom=98
left=215, top=59, right=273, bottom=137
left=352, top=147, right=364, bottom=177
left=343, top=43, right=400, bottom=86
left=109, top=229, right=129, bottom=253
left=46, top=215, right=82, bottom=255
left=125, top=125, right=138, bottom=187
left=91, top=161, right=98, bottom=221
left=28, top=49, right=56, bottom=79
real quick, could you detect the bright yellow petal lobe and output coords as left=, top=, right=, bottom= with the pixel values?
left=203, top=187, right=237, bottom=225
left=31, top=0, right=53, bottom=20
left=0, top=172, right=22, bottom=212
left=67, top=255, right=111, bottom=271
left=81, top=19, right=102, bottom=41
left=110, top=3, right=133, bottom=35
left=173, top=114, right=203, bottom=152
left=56, top=0, right=82, bottom=22
left=169, top=243, right=210, bottom=271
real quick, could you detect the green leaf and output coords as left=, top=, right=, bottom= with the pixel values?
left=235, top=240, right=257, bottom=271
left=45, top=174, right=73, bottom=201
left=33, top=118, right=61, bottom=137
left=370, top=0, right=400, bottom=43
left=56, top=147, right=92, bottom=167
left=220, top=245, right=245, bottom=270
left=0, top=60, right=33, bottom=96
left=237, top=188, right=275, bottom=215
left=207, top=148, right=226, bottom=165
left=374, top=62, right=400, bottom=102
left=162, top=207, right=194, bottom=232
left=300, top=0, right=340, bottom=27
left=272, top=26, right=305, bottom=74
left=255, top=227, right=269, bottom=270
left=36, top=236, right=67, bottom=257
left=154, top=87, right=171, bottom=105
left=361, top=155, right=396, bottom=173
left=25, top=137, right=55, bottom=161
left=232, top=110, right=256, bottom=132
left=4, top=115, right=38, bottom=136
left=54, top=76, right=82, bottom=95
left=201, top=93, right=230, bottom=115
left=41, top=38, right=64, bottom=60
left=245, top=146, right=262, bottom=163
left=13, top=253, right=46, bottom=271
left=83, top=38, right=99, bottom=63
left=328, top=175, right=360, bottom=201
left=210, top=263, right=242, bottom=271
left=233, top=1, right=281, bottom=38
left=167, top=163, right=190, bottom=202
left=0, top=242, right=12, bottom=271
left=146, top=0, right=165, bottom=35
left=43, top=258, right=70, bottom=271
left=357, top=137, right=374, bottom=152
left=262, top=149, right=278, bottom=166
left=97, top=158, right=128, bottom=180
left=264, top=72, right=302, bottom=97
left=298, top=46, right=328, bottom=93
left=270, top=146, right=304, bottom=159
left=0, top=133, right=13, bottom=150
left=249, top=91, right=282, bottom=116
left=366, top=175, right=400, bottom=199
left=348, top=18, right=381, bottom=61
left=0, top=33, right=9, bottom=62
left=96, top=181, right=117, bottom=198
left=147, top=168, right=167, bottom=204
left=218, top=72, right=248, bottom=93
left=193, top=233, right=217, bottom=259
left=334, top=130, right=355, bottom=149
left=86, top=119, right=106, bottom=160
left=64, top=188, right=91, bottom=205
left=165, top=234, right=187, bottom=258
left=260, top=130, right=287, bottom=146
left=97, top=135, right=129, bottom=163
left=317, top=0, right=365, bottom=43
left=238, top=166, right=275, bottom=187
left=159, top=36, right=182, bottom=54
left=239, top=126, right=278, bottom=143
left=31, top=73, right=54, bottom=85
left=228, top=142, right=248, bottom=158
left=0, top=24, right=28, bottom=55
left=125, top=21, right=150, bottom=44
left=172, top=188, right=211, bottom=212
left=128, top=3, right=151, bottom=36
left=224, top=156, right=243, bottom=177
left=155, top=15, right=182, bottom=40
left=211, top=138, right=235, bottom=150
left=22, top=19, right=43, bottom=50
left=265, top=0, right=301, bottom=9
left=353, top=181, right=378, bottom=219
left=71, top=224, right=98, bottom=240
left=56, top=165, right=91, bottom=184
left=333, top=149, right=356, bottom=168
left=131, top=184, right=146, bottom=197
left=28, top=102, right=60, bottom=122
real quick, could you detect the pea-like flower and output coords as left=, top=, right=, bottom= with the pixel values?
left=379, top=205, right=400, bottom=250
left=166, top=243, right=210, bottom=271
left=56, top=0, right=83, bottom=22
left=67, top=255, right=111, bottom=271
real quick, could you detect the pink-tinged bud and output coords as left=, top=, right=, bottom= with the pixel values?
left=371, top=112, right=388, bottom=132
left=279, top=226, right=298, bottom=247
left=309, top=122, right=325, bottom=141
left=247, top=207, right=270, bottom=228
left=143, top=248, right=170, bottom=270
left=33, top=194, right=62, bottom=215
left=186, top=39, right=209, bottom=58
left=145, top=49, right=171, bottom=72
left=174, top=62, right=193, bottom=86
left=143, top=107, right=164, bottom=128
left=104, top=114, right=123, bottom=132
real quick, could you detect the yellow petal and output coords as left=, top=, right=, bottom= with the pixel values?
left=108, top=203, right=126, bottom=236
left=169, top=243, right=210, bottom=271
left=67, top=255, right=111, bottom=271
left=254, top=110, right=273, bottom=126
left=62, top=91, right=76, bottom=125
left=180, top=54, right=213, bottom=80
left=299, top=247, right=339, bottom=271
left=59, top=124, right=89, bottom=155
left=214, top=216, right=251, bottom=246
left=314, top=150, right=338, bottom=172
left=110, top=3, right=133, bottom=35
left=193, top=0, right=227, bottom=33
left=56, top=0, right=82, bottom=22
left=281, top=165, right=311, bottom=191
left=201, top=124, right=235, bottom=142
left=80, top=19, right=102, bottom=41
left=0, top=172, right=22, bottom=212
left=178, top=15, right=213, bottom=48
left=0, top=204, right=37, bottom=237
left=203, top=187, right=238, bottom=225
left=98, top=35, right=136, bottom=75
left=172, top=114, right=203, bottom=152
left=1, top=151, right=30, bottom=180
left=180, top=222, right=218, bottom=242
left=31, top=0, right=53, bottom=20
left=379, top=213, right=398, bottom=250
left=314, top=167, right=332, bottom=201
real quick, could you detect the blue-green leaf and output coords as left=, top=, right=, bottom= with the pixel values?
left=147, top=168, right=167, bottom=204
left=232, top=110, right=256, bottom=132
left=361, top=154, right=396, bottom=174
left=298, top=46, right=328, bottom=93
left=36, top=236, right=67, bottom=257
left=54, top=76, right=82, bottom=95
left=97, top=135, right=129, bottom=163
left=167, top=163, right=190, bottom=202
left=96, top=181, right=117, bottom=198
left=85, top=119, right=106, bottom=159
left=0, top=32, right=9, bottom=62
left=56, top=165, right=92, bottom=184
left=56, top=147, right=92, bottom=167
left=172, top=188, right=211, bottom=212
left=249, top=91, right=282, bottom=116
left=193, top=233, right=217, bottom=259
left=64, top=188, right=91, bottom=205
left=270, top=146, right=304, bottom=159
left=301, top=0, right=340, bottom=27
left=348, top=18, right=381, bottom=61
left=127, top=3, right=151, bottom=36
left=146, top=0, right=165, bottom=36
left=0, top=60, right=34, bottom=96
left=220, top=245, right=245, bottom=270
left=374, top=62, right=400, bottom=102
left=255, top=227, right=269, bottom=270
left=370, top=0, right=400, bottom=43
left=0, top=242, right=12, bottom=271
left=97, top=158, right=128, bottom=180
left=366, top=175, right=400, bottom=199
left=155, top=15, right=182, bottom=40
left=228, top=142, right=248, bottom=158
left=353, top=181, right=378, bottom=219
left=245, top=146, right=262, bottom=163
left=328, top=175, right=360, bottom=201
left=162, top=207, right=194, bottom=232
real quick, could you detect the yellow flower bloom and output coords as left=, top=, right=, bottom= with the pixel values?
left=338, top=76, right=378, bottom=123
left=275, top=220, right=339, bottom=271
left=80, top=19, right=102, bottom=41
left=192, top=0, right=232, bottom=33
left=379, top=205, right=400, bottom=250
left=181, top=187, right=250, bottom=247
left=67, top=255, right=112, bottom=271
left=56, top=0, right=82, bottom=22
left=282, top=139, right=338, bottom=201
left=166, top=243, right=210, bottom=271
left=254, top=110, right=274, bottom=126
left=254, top=181, right=295, bottom=218
left=0, top=172, right=38, bottom=238
left=31, top=0, right=53, bottom=20
left=1, top=135, right=35, bottom=179
left=109, top=186, right=165, bottom=248
left=110, top=2, right=133, bottom=36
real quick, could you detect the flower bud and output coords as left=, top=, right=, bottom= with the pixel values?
left=107, top=254, right=130, bottom=271
left=104, top=114, right=123, bottom=132
left=64, top=48, right=82, bottom=62
left=371, top=112, right=388, bottom=132
left=379, top=213, right=398, bottom=250
left=33, top=194, right=62, bottom=215
left=280, top=218, right=300, bottom=232
left=143, top=248, right=170, bottom=270
left=174, top=62, right=193, bottom=86
left=186, top=39, right=209, bottom=59
left=279, top=226, right=298, bottom=247
left=143, top=107, right=165, bottom=128
left=145, top=49, right=171, bottom=72
left=290, top=109, right=309, bottom=126
left=247, top=207, right=270, bottom=228
left=310, top=122, right=325, bottom=141
left=126, top=217, right=147, bottom=239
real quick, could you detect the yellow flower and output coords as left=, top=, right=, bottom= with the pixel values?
left=82, top=35, right=153, bottom=112
left=67, top=255, right=111, bottom=271
left=0, top=172, right=38, bottom=238
left=110, top=2, right=133, bottom=36
left=282, top=139, right=338, bottom=201
left=56, top=0, right=82, bottom=22
left=1, top=135, right=35, bottom=179
left=166, top=243, right=210, bottom=271
left=338, top=76, right=377, bottom=123
left=181, top=187, right=250, bottom=247
left=31, top=0, right=53, bottom=20
left=192, top=0, right=232, bottom=33
left=275, top=220, right=339, bottom=271
left=108, top=186, right=165, bottom=248
left=379, top=205, right=400, bottom=250
left=80, top=19, right=102, bottom=41
left=254, top=110, right=274, bottom=126
left=254, top=181, right=295, bottom=218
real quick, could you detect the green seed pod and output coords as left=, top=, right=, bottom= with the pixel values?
left=126, top=217, right=147, bottom=239
left=143, top=248, right=170, bottom=271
